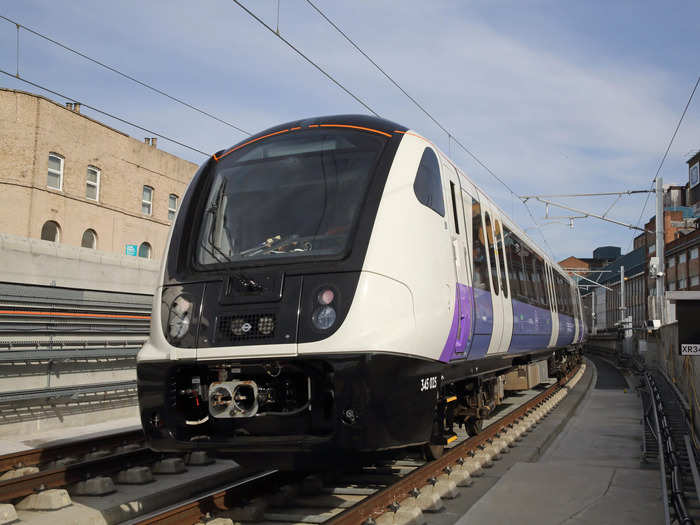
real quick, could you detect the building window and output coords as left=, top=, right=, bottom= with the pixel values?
left=691, top=275, right=699, bottom=287
left=40, top=220, right=61, bottom=242
left=669, top=281, right=676, bottom=291
left=138, top=242, right=152, bottom=259
left=86, top=166, right=100, bottom=201
left=678, top=278, right=687, bottom=290
left=668, top=258, right=675, bottom=268
left=81, top=229, right=97, bottom=249
left=679, top=253, right=687, bottom=264
left=142, top=186, right=153, bottom=215
left=691, top=247, right=699, bottom=260
left=648, top=244, right=656, bottom=255
left=47, top=153, right=64, bottom=190
left=168, top=194, right=178, bottom=221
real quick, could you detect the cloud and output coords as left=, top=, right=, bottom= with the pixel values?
left=0, top=0, right=698, bottom=260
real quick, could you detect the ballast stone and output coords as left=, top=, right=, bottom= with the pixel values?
left=0, top=466, right=39, bottom=480
left=186, top=450, right=214, bottom=466
left=0, top=504, right=17, bottom=525
left=116, top=466, right=153, bottom=484
left=71, top=476, right=116, bottom=496
left=152, top=457, right=186, bottom=474
left=16, top=489, right=71, bottom=510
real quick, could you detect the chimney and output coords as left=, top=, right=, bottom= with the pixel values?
left=65, top=102, right=73, bottom=110
left=73, top=103, right=81, bottom=113
left=151, top=137, right=157, bottom=148
left=144, top=138, right=151, bottom=145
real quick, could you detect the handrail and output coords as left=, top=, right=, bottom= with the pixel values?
left=645, top=372, right=671, bottom=525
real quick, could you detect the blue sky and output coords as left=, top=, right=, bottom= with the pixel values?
left=1, top=1, right=698, bottom=261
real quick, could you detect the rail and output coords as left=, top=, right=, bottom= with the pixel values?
left=644, top=371, right=694, bottom=525
left=328, top=364, right=583, bottom=525
left=0, top=380, right=137, bottom=403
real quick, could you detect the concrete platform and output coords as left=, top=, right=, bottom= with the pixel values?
left=0, top=416, right=141, bottom=455
left=455, top=356, right=664, bottom=525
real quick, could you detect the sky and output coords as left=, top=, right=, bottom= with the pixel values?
left=1, top=0, right=699, bottom=261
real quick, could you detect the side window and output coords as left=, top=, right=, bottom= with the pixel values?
left=413, top=148, right=445, bottom=216
left=47, top=153, right=63, bottom=190
left=495, top=220, right=508, bottom=297
left=471, top=199, right=490, bottom=291
left=504, top=227, right=522, bottom=300
left=142, top=186, right=153, bottom=215
left=485, top=212, right=499, bottom=296
left=86, top=166, right=100, bottom=201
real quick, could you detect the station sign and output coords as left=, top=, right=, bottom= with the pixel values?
left=125, top=244, right=138, bottom=256
left=680, top=344, right=700, bottom=356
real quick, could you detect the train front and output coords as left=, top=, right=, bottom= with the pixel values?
left=136, top=116, right=434, bottom=465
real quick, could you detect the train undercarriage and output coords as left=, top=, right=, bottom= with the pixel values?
left=138, top=347, right=581, bottom=467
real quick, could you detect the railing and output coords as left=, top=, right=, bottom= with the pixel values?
left=0, top=281, right=151, bottom=415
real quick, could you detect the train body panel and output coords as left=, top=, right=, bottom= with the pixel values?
left=136, top=115, right=585, bottom=462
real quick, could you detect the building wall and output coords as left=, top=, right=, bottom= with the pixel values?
left=0, top=89, right=199, bottom=260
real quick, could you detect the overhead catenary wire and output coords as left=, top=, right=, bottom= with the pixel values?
left=0, top=13, right=250, bottom=136
left=231, top=0, right=379, bottom=117
left=0, top=69, right=210, bottom=157
left=300, top=0, right=556, bottom=257
left=631, top=75, right=700, bottom=245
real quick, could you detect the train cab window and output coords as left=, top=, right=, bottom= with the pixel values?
left=196, top=127, right=389, bottom=266
left=413, top=148, right=445, bottom=217
left=484, top=212, right=499, bottom=296
left=471, top=199, right=490, bottom=291
left=449, top=182, right=460, bottom=234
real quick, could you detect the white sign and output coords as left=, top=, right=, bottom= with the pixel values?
left=691, top=162, right=699, bottom=189
left=681, top=344, right=700, bottom=356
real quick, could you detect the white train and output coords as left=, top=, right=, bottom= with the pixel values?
left=137, top=115, right=584, bottom=465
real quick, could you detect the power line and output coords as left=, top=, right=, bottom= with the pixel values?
left=0, top=69, right=210, bottom=157
left=630, top=75, right=699, bottom=246
left=301, top=1, right=555, bottom=257
left=0, top=13, right=250, bottom=136
left=230, top=0, right=379, bottom=117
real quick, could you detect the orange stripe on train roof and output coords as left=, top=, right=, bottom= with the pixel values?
left=318, top=124, right=392, bottom=137
left=212, top=123, right=393, bottom=161
left=0, top=310, right=151, bottom=320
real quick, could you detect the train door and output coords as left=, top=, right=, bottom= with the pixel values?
left=469, top=194, right=494, bottom=358
left=546, top=263, right=559, bottom=347
left=571, top=284, right=580, bottom=342
left=441, top=160, right=470, bottom=357
left=481, top=199, right=506, bottom=355
left=493, top=215, right=513, bottom=351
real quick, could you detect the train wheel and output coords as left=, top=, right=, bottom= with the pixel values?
left=466, top=417, right=482, bottom=437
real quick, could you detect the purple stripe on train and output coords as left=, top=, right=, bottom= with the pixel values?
left=438, top=283, right=473, bottom=362
left=439, top=284, right=577, bottom=362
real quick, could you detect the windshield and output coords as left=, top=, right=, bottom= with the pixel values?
left=196, top=128, right=388, bottom=267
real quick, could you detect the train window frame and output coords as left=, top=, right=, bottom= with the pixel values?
left=413, top=147, right=445, bottom=217
left=471, top=199, right=490, bottom=292
left=484, top=211, right=499, bottom=296
left=495, top=220, right=508, bottom=298
left=188, top=126, right=392, bottom=272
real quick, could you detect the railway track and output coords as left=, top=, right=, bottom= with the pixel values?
left=0, top=363, right=586, bottom=524
left=0, top=428, right=147, bottom=502
left=642, top=369, right=700, bottom=525
left=131, top=363, right=586, bottom=525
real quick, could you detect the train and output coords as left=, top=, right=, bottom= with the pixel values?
left=136, top=114, right=585, bottom=466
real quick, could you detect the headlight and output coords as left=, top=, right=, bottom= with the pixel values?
left=168, top=296, right=192, bottom=340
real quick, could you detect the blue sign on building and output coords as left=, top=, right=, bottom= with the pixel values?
left=125, top=244, right=138, bottom=256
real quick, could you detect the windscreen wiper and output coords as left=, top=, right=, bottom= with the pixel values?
left=205, top=181, right=262, bottom=292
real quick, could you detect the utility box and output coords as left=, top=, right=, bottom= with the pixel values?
left=504, top=363, right=540, bottom=391
left=535, top=360, right=549, bottom=382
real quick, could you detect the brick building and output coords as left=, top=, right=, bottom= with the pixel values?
left=0, top=88, right=199, bottom=259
